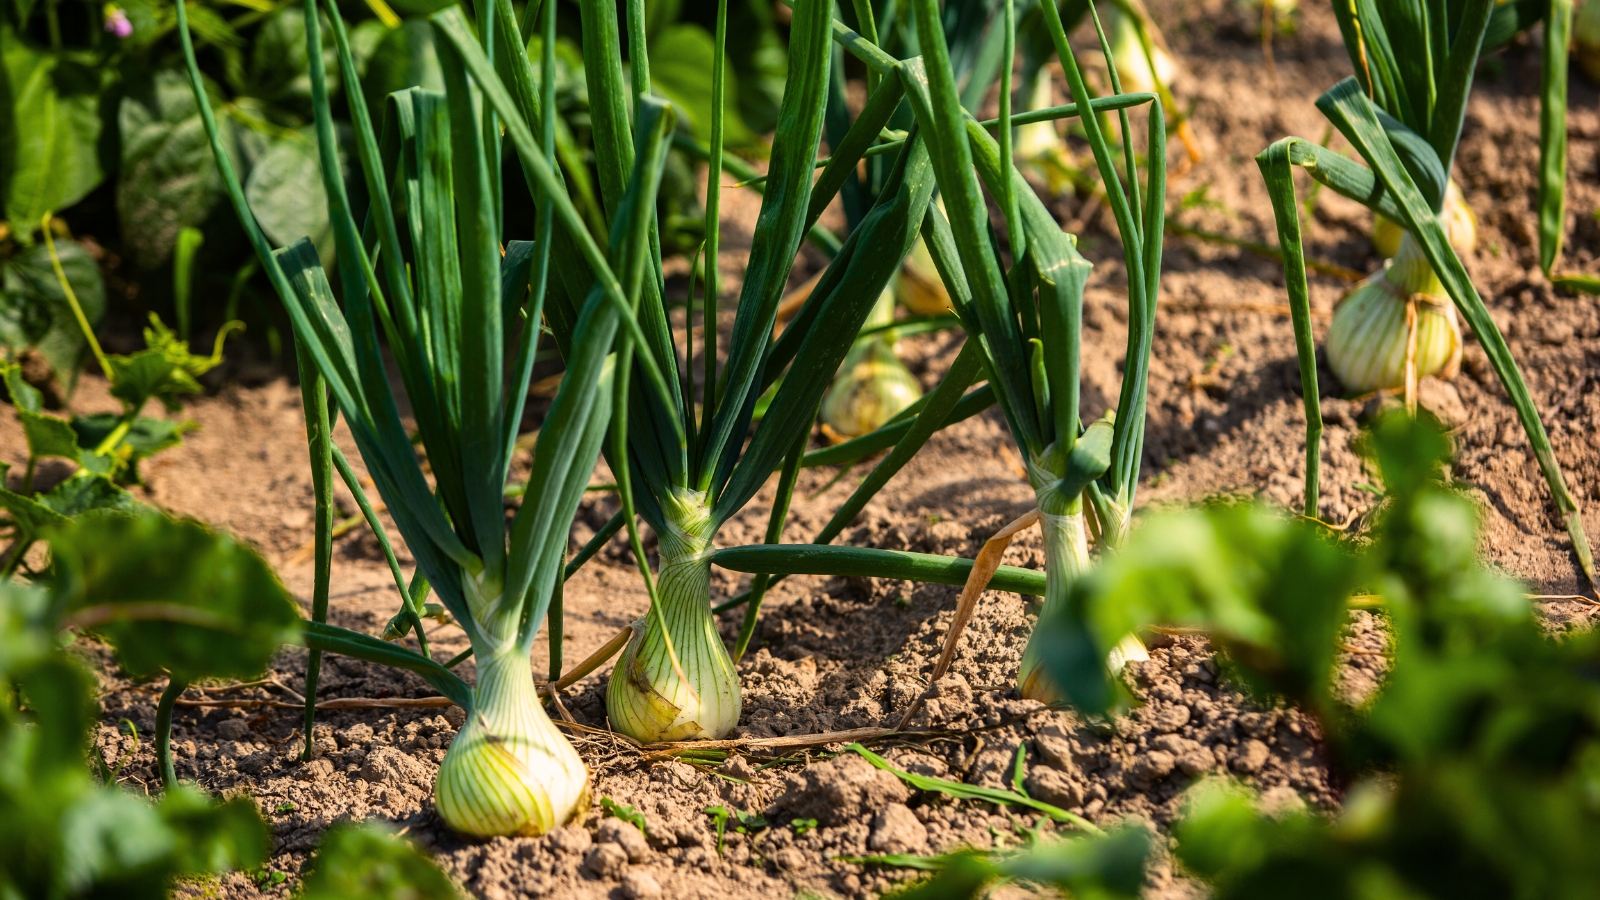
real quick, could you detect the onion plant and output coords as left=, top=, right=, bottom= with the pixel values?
left=820, top=288, right=924, bottom=440
left=527, top=0, right=955, bottom=744
left=1313, top=1, right=1575, bottom=395
left=902, top=0, right=1165, bottom=702
left=710, top=0, right=1168, bottom=707
left=176, top=0, right=680, bottom=835
left=667, top=2, right=1170, bottom=711
left=1257, top=0, right=1596, bottom=592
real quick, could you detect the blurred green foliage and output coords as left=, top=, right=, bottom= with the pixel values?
left=895, top=411, right=1600, bottom=899
left=1, top=0, right=792, bottom=388
left=0, top=504, right=459, bottom=896
left=299, top=823, right=460, bottom=900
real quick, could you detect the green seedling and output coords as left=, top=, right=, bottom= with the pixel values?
left=704, top=805, right=767, bottom=856
left=600, top=797, right=649, bottom=836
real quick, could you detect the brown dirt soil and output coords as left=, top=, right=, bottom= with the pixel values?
left=6, top=2, right=1600, bottom=898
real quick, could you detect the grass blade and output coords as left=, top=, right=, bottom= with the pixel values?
left=848, top=744, right=1101, bottom=833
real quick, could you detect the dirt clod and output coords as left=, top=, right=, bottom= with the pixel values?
left=776, top=754, right=911, bottom=827
left=1025, top=766, right=1083, bottom=808
left=549, top=824, right=593, bottom=856
left=867, top=803, right=928, bottom=854
left=598, top=817, right=652, bottom=863
left=620, top=870, right=664, bottom=900
left=584, top=842, right=628, bottom=879
left=1231, top=740, right=1272, bottom=774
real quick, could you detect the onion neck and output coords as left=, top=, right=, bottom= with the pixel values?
left=1019, top=460, right=1093, bottom=702
left=1385, top=230, right=1446, bottom=299
left=606, top=490, right=742, bottom=742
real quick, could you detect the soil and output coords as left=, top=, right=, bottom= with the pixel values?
left=6, top=1, right=1600, bottom=898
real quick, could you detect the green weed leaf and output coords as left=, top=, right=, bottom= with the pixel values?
left=50, top=510, right=301, bottom=682
left=18, top=408, right=80, bottom=463
left=0, top=239, right=105, bottom=389
left=117, top=70, right=233, bottom=270
left=0, top=33, right=104, bottom=226
left=299, top=823, right=458, bottom=900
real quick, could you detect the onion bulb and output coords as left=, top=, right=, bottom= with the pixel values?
left=1105, top=7, right=1177, bottom=96
left=898, top=196, right=952, bottom=316
left=435, top=644, right=589, bottom=837
left=1327, top=232, right=1462, bottom=393
left=897, top=237, right=951, bottom=316
left=1577, top=0, right=1600, bottom=83
left=606, top=490, right=741, bottom=743
left=1018, top=505, right=1092, bottom=703
left=821, top=288, right=924, bottom=439
left=1372, top=179, right=1476, bottom=259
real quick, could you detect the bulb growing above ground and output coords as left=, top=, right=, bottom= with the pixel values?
left=606, top=490, right=741, bottom=743
left=434, top=646, right=590, bottom=837
left=897, top=238, right=951, bottom=316
left=1014, top=68, right=1078, bottom=194
left=1105, top=7, right=1177, bottom=96
left=1327, top=231, right=1462, bottom=393
left=822, top=287, right=924, bottom=439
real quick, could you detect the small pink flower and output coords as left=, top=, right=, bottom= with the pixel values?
left=104, top=5, right=132, bottom=38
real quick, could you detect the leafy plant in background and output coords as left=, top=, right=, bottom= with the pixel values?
left=1, top=0, right=445, bottom=388
left=1, top=234, right=237, bottom=575
left=0, top=0, right=796, bottom=395
left=0, top=221, right=106, bottom=398
left=0, top=572, right=270, bottom=899
left=1255, top=0, right=1597, bottom=596
left=0, top=507, right=458, bottom=898
left=297, top=822, right=459, bottom=900
left=896, top=413, right=1600, bottom=900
